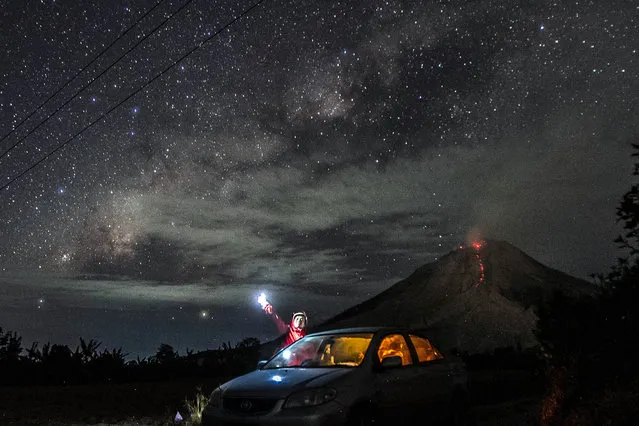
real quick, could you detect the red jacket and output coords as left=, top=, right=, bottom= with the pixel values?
left=268, top=309, right=307, bottom=348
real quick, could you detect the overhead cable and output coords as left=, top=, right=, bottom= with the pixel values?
left=0, top=0, right=269, bottom=194
left=0, top=0, right=193, bottom=161
left=0, top=0, right=166, bottom=151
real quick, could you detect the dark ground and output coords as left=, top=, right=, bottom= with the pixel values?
left=0, top=378, right=225, bottom=426
left=0, top=369, right=544, bottom=425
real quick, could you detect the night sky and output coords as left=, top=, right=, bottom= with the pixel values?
left=0, top=0, right=636, bottom=358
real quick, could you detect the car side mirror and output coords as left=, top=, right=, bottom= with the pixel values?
left=256, top=360, right=268, bottom=369
left=380, top=356, right=403, bottom=368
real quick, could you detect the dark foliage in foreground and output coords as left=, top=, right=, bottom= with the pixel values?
left=0, top=332, right=261, bottom=386
left=536, top=144, right=639, bottom=425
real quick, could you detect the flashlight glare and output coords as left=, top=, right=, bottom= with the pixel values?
left=257, top=292, right=268, bottom=308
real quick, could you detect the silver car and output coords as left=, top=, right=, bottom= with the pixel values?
left=202, top=327, right=469, bottom=426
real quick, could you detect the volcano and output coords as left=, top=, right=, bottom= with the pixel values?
left=316, top=240, right=593, bottom=354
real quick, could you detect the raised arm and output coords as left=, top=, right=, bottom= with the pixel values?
left=263, top=303, right=288, bottom=334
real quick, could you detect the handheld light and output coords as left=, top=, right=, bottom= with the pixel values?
left=257, top=292, right=269, bottom=308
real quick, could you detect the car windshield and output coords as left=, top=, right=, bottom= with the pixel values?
left=263, top=333, right=374, bottom=369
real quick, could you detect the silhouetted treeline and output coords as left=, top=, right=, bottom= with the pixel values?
left=535, top=144, right=639, bottom=424
left=0, top=332, right=261, bottom=386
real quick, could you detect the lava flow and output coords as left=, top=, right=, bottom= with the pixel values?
left=471, top=240, right=486, bottom=287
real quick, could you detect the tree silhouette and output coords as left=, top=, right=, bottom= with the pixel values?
left=1, top=322, right=263, bottom=385
left=614, top=143, right=639, bottom=263
left=26, top=341, right=42, bottom=363
left=0, top=327, right=23, bottom=363
left=236, top=337, right=260, bottom=349
left=537, top=144, right=639, bottom=424
left=155, top=343, right=178, bottom=365
left=77, top=338, right=102, bottom=364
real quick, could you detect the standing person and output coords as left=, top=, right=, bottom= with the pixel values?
left=262, top=301, right=308, bottom=348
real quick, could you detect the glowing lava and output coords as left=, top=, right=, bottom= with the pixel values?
left=470, top=240, right=486, bottom=287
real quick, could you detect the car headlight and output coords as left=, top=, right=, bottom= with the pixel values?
left=207, top=387, right=222, bottom=408
left=283, top=387, right=337, bottom=409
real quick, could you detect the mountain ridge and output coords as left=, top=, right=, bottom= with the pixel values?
left=314, top=239, right=594, bottom=353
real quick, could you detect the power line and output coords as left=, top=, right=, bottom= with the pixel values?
left=0, top=0, right=195, bottom=162
left=0, top=0, right=269, bottom=194
left=0, top=0, right=165, bottom=150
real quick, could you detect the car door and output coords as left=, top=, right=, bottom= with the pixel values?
left=373, top=333, right=419, bottom=419
left=404, top=334, right=456, bottom=419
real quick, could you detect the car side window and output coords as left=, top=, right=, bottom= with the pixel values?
left=377, top=334, right=413, bottom=366
left=409, top=335, right=444, bottom=363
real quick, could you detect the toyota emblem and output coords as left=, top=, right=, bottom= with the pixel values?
left=240, top=400, right=253, bottom=411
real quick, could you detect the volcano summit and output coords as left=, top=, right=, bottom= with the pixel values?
left=318, top=240, right=593, bottom=353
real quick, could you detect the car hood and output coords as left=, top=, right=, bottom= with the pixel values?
left=221, top=368, right=352, bottom=399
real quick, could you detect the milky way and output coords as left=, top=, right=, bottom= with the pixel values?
left=0, top=0, right=636, bottom=356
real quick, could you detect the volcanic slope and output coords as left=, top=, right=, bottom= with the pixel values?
left=318, top=240, right=593, bottom=353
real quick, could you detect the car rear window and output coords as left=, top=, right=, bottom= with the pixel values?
left=409, top=335, right=444, bottom=363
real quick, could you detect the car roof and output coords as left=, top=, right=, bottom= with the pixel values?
left=306, top=326, right=402, bottom=337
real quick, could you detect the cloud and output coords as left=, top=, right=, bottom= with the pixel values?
left=64, top=101, right=634, bottom=288
left=62, top=149, right=473, bottom=286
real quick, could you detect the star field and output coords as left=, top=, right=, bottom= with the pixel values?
left=0, top=0, right=637, bottom=356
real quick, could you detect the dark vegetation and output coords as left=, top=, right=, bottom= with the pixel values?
left=535, top=144, right=639, bottom=425
left=452, top=144, right=639, bottom=425
left=0, top=334, right=261, bottom=386
left=0, top=335, right=262, bottom=424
